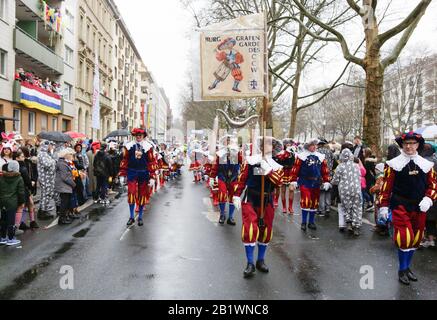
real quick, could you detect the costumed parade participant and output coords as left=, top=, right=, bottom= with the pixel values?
left=158, top=143, right=170, bottom=187
left=119, top=128, right=157, bottom=227
left=210, top=135, right=242, bottom=225
left=37, top=141, right=57, bottom=220
left=188, top=142, right=203, bottom=183
left=290, top=139, right=331, bottom=231
left=274, top=139, right=296, bottom=214
left=378, top=132, right=437, bottom=285
left=233, top=137, right=284, bottom=278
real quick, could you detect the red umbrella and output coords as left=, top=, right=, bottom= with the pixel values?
left=65, top=131, right=87, bottom=139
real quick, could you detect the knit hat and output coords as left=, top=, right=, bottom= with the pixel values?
left=7, top=160, right=20, bottom=173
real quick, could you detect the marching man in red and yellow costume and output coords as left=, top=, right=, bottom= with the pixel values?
left=378, top=132, right=437, bottom=285
left=119, top=128, right=157, bottom=227
left=290, top=140, right=331, bottom=232
left=232, top=138, right=283, bottom=278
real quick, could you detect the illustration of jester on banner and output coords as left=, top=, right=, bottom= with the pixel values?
left=197, top=13, right=267, bottom=101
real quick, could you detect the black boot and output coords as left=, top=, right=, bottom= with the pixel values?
left=301, top=223, right=307, bottom=232
left=406, top=268, right=418, bottom=282
left=308, top=223, right=317, bottom=230
left=398, top=270, right=410, bottom=285
left=227, top=218, right=236, bottom=226
left=353, top=227, right=360, bottom=237
left=138, top=219, right=144, bottom=227
left=30, top=221, right=40, bottom=229
left=256, top=260, right=269, bottom=273
left=19, top=222, right=30, bottom=231
left=346, top=221, right=353, bottom=233
left=127, top=218, right=135, bottom=226
left=219, top=215, right=225, bottom=225
left=58, top=212, right=73, bottom=225
left=243, top=263, right=256, bottom=278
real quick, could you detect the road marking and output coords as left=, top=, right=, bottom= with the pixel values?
left=44, top=217, right=59, bottom=230
left=120, top=214, right=139, bottom=241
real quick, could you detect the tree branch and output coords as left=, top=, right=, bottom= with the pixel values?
left=378, top=0, right=432, bottom=46
left=291, top=0, right=365, bottom=67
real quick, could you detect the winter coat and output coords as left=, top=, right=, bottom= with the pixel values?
left=0, top=171, right=25, bottom=210
left=37, top=144, right=56, bottom=188
left=364, top=157, right=377, bottom=190
left=54, top=158, right=76, bottom=194
left=359, top=163, right=367, bottom=189
left=318, top=146, right=334, bottom=177
left=332, top=149, right=362, bottom=207
left=18, top=160, right=32, bottom=201
left=86, top=150, right=97, bottom=193
left=93, top=151, right=113, bottom=178
left=25, top=157, right=38, bottom=195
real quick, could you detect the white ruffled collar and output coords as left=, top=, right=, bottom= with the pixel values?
left=125, top=140, right=153, bottom=153
left=297, top=150, right=325, bottom=162
left=246, top=154, right=283, bottom=171
left=386, top=151, right=433, bottom=173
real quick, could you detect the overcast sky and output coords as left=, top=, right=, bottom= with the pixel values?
left=114, top=0, right=437, bottom=119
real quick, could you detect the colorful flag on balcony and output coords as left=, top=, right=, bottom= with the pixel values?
left=92, top=54, right=101, bottom=130
left=20, top=82, right=61, bottom=115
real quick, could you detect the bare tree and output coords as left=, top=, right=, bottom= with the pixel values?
left=291, top=0, right=433, bottom=152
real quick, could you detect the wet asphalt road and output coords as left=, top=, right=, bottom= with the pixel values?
left=1, top=170, right=437, bottom=300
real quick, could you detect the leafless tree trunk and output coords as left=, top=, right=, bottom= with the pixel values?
left=292, top=0, right=432, bottom=152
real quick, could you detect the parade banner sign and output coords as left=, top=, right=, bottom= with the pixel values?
left=194, top=13, right=267, bottom=101
left=92, top=54, right=100, bottom=130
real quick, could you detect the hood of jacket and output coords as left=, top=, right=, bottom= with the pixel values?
left=340, top=149, right=354, bottom=163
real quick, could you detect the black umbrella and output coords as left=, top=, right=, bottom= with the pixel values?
left=104, top=129, right=130, bottom=140
left=38, top=131, right=72, bottom=143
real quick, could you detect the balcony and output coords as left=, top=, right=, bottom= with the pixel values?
left=100, top=93, right=111, bottom=109
left=14, top=28, right=64, bottom=75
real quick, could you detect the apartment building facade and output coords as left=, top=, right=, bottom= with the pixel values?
left=0, top=0, right=75, bottom=138
left=75, top=0, right=116, bottom=139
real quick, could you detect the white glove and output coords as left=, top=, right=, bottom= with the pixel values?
left=209, top=178, right=215, bottom=189
left=260, top=159, right=272, bottom=175
left=323, top=182, right=332, bottom=191
left=378, top=207, right=389, bottom=221
left=119, top=176, right=126, bottom=185
left=204, top=175, right=209, bottom=182
left=289, top=181, right=298, bottom=190
left=148, top=179, right=155, bottom=187
left=233, top=196, right=242, bottom=211
left=419, top=196, right=433, bottom=213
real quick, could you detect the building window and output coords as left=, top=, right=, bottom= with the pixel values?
left=52, top=117, right=58, bottom=131
left=62, top=119, right=69, bottom=132
left=28, top=112, right=36, bottom=135
left=65, top=9, right=74, bottom=32
left=64, top=82, right=73, bottom=101
left=41, top=114, right=48, bottom=131
left=0, top=49, right=6, bottom=78
left=0, top=0, right=6, bottom=21
left=64, top=45, right=74, bottom=65
left=13, top=108, right=21, bottom=132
